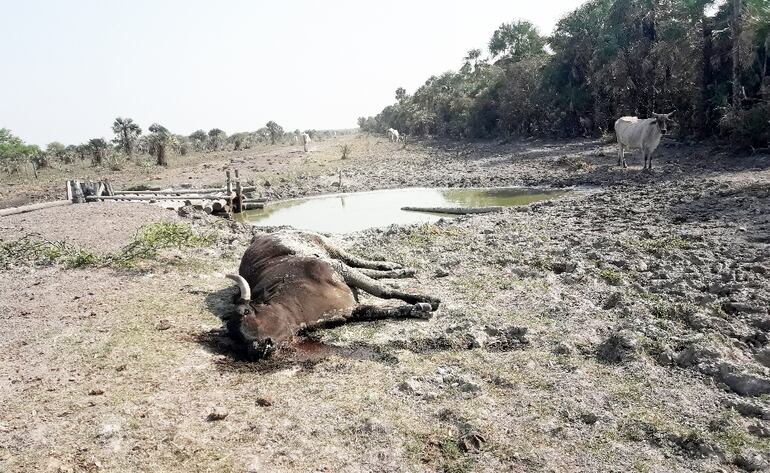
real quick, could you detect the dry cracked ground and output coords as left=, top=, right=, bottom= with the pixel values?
left=1, top=135, right=769, bottom=472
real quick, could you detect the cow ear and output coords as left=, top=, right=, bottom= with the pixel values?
left=650, top=121, right=658, bottom=126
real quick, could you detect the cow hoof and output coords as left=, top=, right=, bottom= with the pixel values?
left=411, top=303, right=434, bottom=318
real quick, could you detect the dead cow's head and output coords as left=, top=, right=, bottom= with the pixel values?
left=226, top=274, right=285, bottom=359
left=652, top=111, right=676, bottom=135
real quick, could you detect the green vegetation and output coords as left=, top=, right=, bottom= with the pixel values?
left=599, top=267, right=624, bottom=286
left=360, top=0, right=770, bottom=149
left=0, top=128, right=41, bottom=175
left=0, top=222, right=213, bottom=270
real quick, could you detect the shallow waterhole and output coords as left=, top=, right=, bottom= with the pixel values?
left=236, top=186, right=569, bottom=233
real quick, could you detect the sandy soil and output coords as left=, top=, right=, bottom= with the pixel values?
left=1, top=134, right=769, bottom=472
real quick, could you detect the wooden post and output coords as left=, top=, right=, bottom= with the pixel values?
left=103, top=179, right=115, bottom=196
left=225, top=170, right=233, bottom=212
left=71, top=180, right=85, bottom=204
left=235, top=178, right=243, bottom=213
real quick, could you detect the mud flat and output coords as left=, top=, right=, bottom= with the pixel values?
left=1, top=135, right=769, bottom=472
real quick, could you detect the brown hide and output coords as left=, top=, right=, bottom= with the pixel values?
left=236, top=234, right=356, bottom=344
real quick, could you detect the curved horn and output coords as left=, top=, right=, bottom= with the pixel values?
left=666, top=110, right=676, bottom=118
left=226, top=274, right=251, bottom=301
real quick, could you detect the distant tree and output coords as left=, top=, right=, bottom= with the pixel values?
left=357, top=117, right=366, bottom=129
left=207, top=128, right=227, bottom=151
left=73, top=144, right=89, bottom=161
left=189, top=129, right=208, bottom=151
left=87, top=138, right=108, bottom=166
left=228, top=132, right=252, bottom=150
left=111, top=117, right=142, bottom=156
left=395, top=87, right=407, bottom=102
left=488, top=20, right=546, bottom=63
left=46, top=142, right=68, bottom=162
left=0, top=129, right=39, bottom=175
left=265, top=121, right=284, bottom=145
left=148, top=123, right=171, bottom=166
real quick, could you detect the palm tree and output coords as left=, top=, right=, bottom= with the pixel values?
left=266, top=121, right=284, bottom=145
left=111, top=117, right=142, bottom=156
left=148, top=124, right=171, bottom=166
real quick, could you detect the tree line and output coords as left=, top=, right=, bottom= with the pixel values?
left=0, top=120, right=337, bottom=175
left=359, top=0, right=769, bottom=149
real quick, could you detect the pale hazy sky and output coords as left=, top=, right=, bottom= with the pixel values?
left=0, top=0, right=587, bottom=146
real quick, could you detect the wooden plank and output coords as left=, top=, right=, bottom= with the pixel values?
left=0, top=200, right=73, bottom=218
left=112, top=186, right=256, bottom=195
left=242, top=202, right=265, bottom=210
left=401, top=206, right=503, bottom=215
left=66, top=180, right=74, bottom=202
left=85, top=195, right=226, bottom=201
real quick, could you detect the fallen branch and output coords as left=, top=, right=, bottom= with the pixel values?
left=401, top=206, right=503, bottom=215
left=0, top=200, right=73, bottom=218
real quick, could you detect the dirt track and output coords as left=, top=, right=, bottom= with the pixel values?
left=1, top=135, right=769, bottom=472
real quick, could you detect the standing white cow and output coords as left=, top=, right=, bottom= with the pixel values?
left=387, top=128, right=401, bottom=143
left=301, top=132, right=311, bottom=152
left=614, top=112, right=675, bottom=170
left=293, top=135, right=299, bottom=145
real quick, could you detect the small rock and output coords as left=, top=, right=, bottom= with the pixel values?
left=734, top=450, right=769, bottom=471
left=434, top=268, right=450, bottom=278
left=553, top=341, right=573, bottom=355
left=206, top=407, right=229, bottom=421
left=155, top=319, right=172, bottom=331
left=747, top=424, right=770, bottom=438
left=398, top=379, right=422, bottom=395
left=88, top=388, right=104, bottom=396
left=458, top=379, right=481, bottom=393
left=580, top=412, right=599, bottom=425
left=602, top=292, right=623, bottom=310
left=458, top=431, right=486, bottom=453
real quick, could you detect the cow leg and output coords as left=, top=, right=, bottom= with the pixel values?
left=301, top=303, right=433, bottom=333
left=618, top=144, right=627, bottom=168
left=332, top=262, right=439, bottom=309
left=648, top=153, right=653, bottom=170
left=350, top=304, right=433, bottom=321
left=311, top=234, right=404, bottom=270
left=357, top=268, right=416, bottom=279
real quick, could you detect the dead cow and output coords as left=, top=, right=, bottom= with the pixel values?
left=224, top=230, right=439, bottom=358
left=614, top=112, right=675, bottom=169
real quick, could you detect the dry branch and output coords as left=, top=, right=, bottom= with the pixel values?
left=401, top=206, right=503, bottom=215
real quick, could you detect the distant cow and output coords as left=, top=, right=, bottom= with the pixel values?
left=224, top=230, right=439, bottom=358
left=293, top=135, right=299, bottom=144
left=614, top=112, right=675, bottom=169
left=301, top=132, right=311, bottom=152
left=387, top=128, right=401, bottom=143
left=578, top=116, right=593, bottom=137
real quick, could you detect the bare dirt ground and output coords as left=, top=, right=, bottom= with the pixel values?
left=1, top=134, right=769, bottom=472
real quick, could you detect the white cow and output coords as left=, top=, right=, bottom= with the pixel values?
left=301, top=132, right=311, bottom=152
left=293, top=135, right=299, bottom=144
left=614, top=112, right=675, bottom=170
left=387, top=128, right=401, bottom=143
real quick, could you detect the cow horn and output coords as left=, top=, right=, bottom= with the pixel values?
left=226, top=274, right=251, bottom=301
left=666, top=110, right=676, bottom=118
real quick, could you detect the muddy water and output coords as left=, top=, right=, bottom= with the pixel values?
left=238, top=187, right=567, bottom=233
